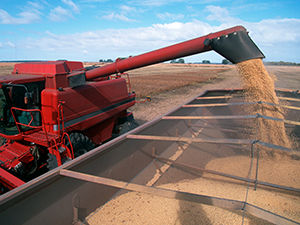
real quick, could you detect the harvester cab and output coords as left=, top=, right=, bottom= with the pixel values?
left=0, top=25, right=264, bottom=193
left=1, top=82, right=42, bottom=129
left=0, top=76, right=44, bottom=133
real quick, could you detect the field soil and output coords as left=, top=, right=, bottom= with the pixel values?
left=125, top=63, right=300, bottom=124
left=127, top=63, right=238, bottom=123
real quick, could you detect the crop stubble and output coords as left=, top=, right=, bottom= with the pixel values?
left=129, top=67, right=226, bottom=98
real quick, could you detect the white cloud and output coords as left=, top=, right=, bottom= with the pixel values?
left=157, top=12, right=184, bottom=20
left=0, top=9, right=40, bottom=24
left=130, top=0, right=184, bottom=7
left=20, top=20, right=221, bottom=61
left=15, top=6, right=300, bottom=63
left=131, top=0, right=222, bottom=7
left=0, top=1, right=43, bottom=24
left=205, top=5, right=241, bottom=23
left=62, top=0, right=80, bottom=13
left=27, top=1, right=44, bottom=10
left=120, top=5, right=136, bottom=13
left=80, top=0, right=108, bottom=2
left=102, top=5, right=138, bottom=22
left=6, top=41, right=16, bottom=48
left=102, top=12, right=135, bottom=22
left=246, top=18, right=300, bottom=44
left=45, top=30, right=56, bottom=37
left=203, top=6, right=300, bottom=46
left=49, top=6, right=71, bottom=22
left=48, top=0, right=79, bottom=22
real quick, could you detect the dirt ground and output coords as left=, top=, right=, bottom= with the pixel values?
left=129, top=63, right=300, bottom=124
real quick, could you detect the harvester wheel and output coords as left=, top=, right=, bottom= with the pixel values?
left=47, top=133, right=95, bottom=170
left=114, top=114, right=139, bottom=136
left=68, top=132, right=95, bottom=158
left=47, top=153, right=58, bottom=170
left=119, top=119, right=139, bottom=134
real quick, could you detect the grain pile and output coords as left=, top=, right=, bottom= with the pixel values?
left=236, top=58, right=291, bottom=150
left=86, top=155, right=300, bottom=224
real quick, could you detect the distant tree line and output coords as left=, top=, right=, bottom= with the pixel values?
left=202, top=60, right=211, bottom=64
left=173, top=59, right=231, bottom=64
left=170, top=58, right=185, bottom=63
left=97, top=58, right=298, bottom=66
left=264, top=61, right=300, bottom=66
left=98, top=57, right=232, bottom=65
left=99, top=59, right=114, bottom=63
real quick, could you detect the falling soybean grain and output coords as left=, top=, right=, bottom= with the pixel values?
left=236, top=58, right=291, bottom=154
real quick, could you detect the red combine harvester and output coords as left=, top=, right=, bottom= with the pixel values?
left=0, top=26, right=264, bottom=193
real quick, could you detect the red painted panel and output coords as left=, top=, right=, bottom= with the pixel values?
left=0, top=74, right=45, bottom=85
left=0, top=142, right=33, bottom=169
left=66, top=97, right=135, bottom=135
left=41, top=88, right=59, bottom=133
left=12, top=61, right=83, bottom=76
left=58, top=78, right=129, bottom=123
left=65, top=61, right=84, bottom=72
left=41, top=78, right=134, bottom=135
left=0, top=167, right=25, bottom=190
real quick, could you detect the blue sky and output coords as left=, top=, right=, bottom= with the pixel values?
left=0, top=0, right=300, bottom=63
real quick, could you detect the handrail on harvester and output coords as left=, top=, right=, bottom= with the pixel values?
left=85, top=25, right=264, bottom=80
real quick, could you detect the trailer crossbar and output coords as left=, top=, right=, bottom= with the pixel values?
left=163, top=114, right=300, bottom=126
left=196, top=95, right=300, bottom=102
left=127, top=134, right=253, bottom=145
left=127, top=134, right=291, bottom=152
left=59, top=169, right=299, bottom=225
left=152, top=154, right=300, bottom=193
left=162, top=115, right=257, bottom=120
left=196, top=96, right=233, bottom=100
left=183, top=101, right=300, bottom=111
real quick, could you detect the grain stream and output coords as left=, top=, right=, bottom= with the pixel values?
left=236, top=59, right=291, bottom=150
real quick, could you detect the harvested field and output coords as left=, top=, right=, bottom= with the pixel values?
left=85, top=63, right=230, bottom=98
left=0, top=63, right=15, bottom=76
left=130, top=72, right=216, bottom=97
